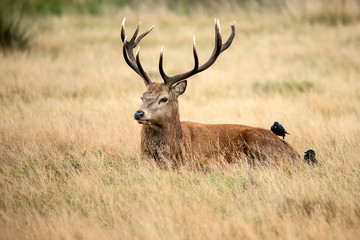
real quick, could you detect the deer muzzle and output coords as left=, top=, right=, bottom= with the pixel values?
left=134, top=110, right=145, bottom=121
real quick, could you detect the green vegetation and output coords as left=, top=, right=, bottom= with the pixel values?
left=0, top=8, right=30, bottom=52
left=0, top=0, right=359, bottom=25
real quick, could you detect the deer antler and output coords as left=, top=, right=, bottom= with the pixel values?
left=159, top=18, right=236, bottom=87
left=121, top=17, right=155, bottom=86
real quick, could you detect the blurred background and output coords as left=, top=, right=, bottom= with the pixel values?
left=2, top=0, right=360, bottom=52
left=2, top=0, right=360, bottom=16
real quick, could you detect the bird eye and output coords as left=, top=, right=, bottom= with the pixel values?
left=159, top=97, right=168, bottom=104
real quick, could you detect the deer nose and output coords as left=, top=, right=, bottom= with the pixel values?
left=134, top=110, right=145, bottom=120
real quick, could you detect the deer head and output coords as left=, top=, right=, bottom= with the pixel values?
left=121, top=18, right=235, bottom=128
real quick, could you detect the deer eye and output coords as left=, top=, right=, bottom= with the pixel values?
left=159, top=97, right=168, bottom=104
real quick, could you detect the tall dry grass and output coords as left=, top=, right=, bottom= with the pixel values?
left=1, top=9, right=360, bottom=240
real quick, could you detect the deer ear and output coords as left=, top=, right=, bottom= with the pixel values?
left=172, top=80, right=187, bottom=96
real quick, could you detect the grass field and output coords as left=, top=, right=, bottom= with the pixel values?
left=1, top=8, right=360, bottom=240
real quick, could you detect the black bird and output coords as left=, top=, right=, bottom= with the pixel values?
left=271, top=121, right=289, bottom=143
left=304, top=149, right=318, bottom=165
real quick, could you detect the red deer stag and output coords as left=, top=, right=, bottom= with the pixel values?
left=121, top=18, right=300, bottom=167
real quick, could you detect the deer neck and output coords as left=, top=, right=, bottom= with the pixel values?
left=142, top=109, right=182, bottom=142
left=141, top=105, right=183, bottom=163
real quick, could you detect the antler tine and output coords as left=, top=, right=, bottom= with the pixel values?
left=159, top=36, right=199, bottom=87
left=130, top=22, right=141, bottom=43
left=220, top=21, right=236, bottom=52
left=196, top=18, right=222, bottom=72
left=193, top=35, right=199, bottom=70
left=160, top=19, right=235, bottom=88
left=135, top=25, right=155, bottom=47
left=121, top=17, right=154, bottom=86
left=121, top=17, right=126, bottom=42
left=135, top=47, right=152, bottom=84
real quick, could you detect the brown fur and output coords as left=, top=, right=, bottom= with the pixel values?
left=137, top=83, right=300, bottom=168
